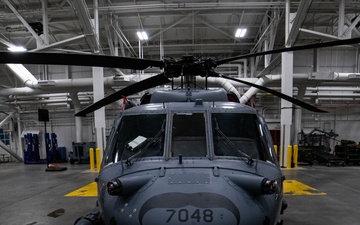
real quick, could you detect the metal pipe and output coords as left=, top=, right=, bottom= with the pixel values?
left=5, top=76, right=136, bottom=94
left=305, top=93, right=360, bottom=97
left=176, top=77, right=241, bottom=98
left=105, top=88, right=123, bottom=107
left=240, top=76, right=275, bottom=104
left=8, top=93, right=70, bottom=99
left=212, top=78, right=241, bottom=99
left=5, top=98, right=91, bottom=105
left=315, top=97, right=360, bottom=101
left=306, top=87, right=360, bottom=91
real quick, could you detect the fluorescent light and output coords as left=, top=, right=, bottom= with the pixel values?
left=6, top=64, right=37, bottom=82
left=6, top=46, right=37, bottom=84
left=137, top=31, right=148, bottom=40
left=8, top=46, right=27, bottom=52
left=235, top=28, right=247, bottom=38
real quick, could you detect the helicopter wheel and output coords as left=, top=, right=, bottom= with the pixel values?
left=277, top=219, right=284, bottom=225
left=74, top=207, right=103, bottom=225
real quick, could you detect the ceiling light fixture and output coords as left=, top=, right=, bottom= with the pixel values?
left=6, top=46, right=36, bottom=83
left=8, top=46, right=27, bottom=52
left=137, top=31, right=148, bottom=40
left=6, top=64, right=37, bottom=82
left=235, top=28, right=247, bottom=38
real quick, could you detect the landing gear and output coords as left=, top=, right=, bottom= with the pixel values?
left=74, top=207, right=103, bottom=225
left=281, top=199, right=288, bottom=214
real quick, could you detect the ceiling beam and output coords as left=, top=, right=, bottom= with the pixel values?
left=195, top=16, right=236, bottom=42
left=3, top=0, right=44, bottom=46
left=148, top=13, right=194, bottom=41
left=286, top=0, right=313, bottom=47
left=71, top=0, right=100, bottom=52
left=28, top=35, right=86, bottom=52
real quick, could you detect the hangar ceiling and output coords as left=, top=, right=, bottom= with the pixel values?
left=0, top=0, right=360, bottom=113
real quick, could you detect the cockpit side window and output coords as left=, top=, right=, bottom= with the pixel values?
left=212, top=113, right=274, bottom=163
left=171, top=113, right=207, bottom=157
left=104, top=114, right=166, bottom=164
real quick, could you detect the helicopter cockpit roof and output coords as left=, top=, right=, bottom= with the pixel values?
left=103, top=101, right=277, bottom=170
left=150, top=89, right=229, bottom=103
left=123, top=100, right=257, bottom=114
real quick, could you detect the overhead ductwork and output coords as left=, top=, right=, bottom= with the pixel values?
left=2, top=71, right=360, bottom=107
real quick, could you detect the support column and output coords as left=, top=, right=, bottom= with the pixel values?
left=70, top=93, right=83, bottom=143
left=338, top=0, right=345, bottom=37
left=17, top=109, right=23, bottom=160
left=293, top=87, right=305, bottom=145
left=280, top=0, right=293, bottom=167
left=93, top=67, right=106, bottom=161
left=280, top=51, right=293, bottom=167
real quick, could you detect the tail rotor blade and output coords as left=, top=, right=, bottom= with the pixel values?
left=218, top=74, right=327, bottom=113
left=75, top=73, right=170, bottom=117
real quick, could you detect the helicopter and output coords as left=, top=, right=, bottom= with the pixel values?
left=1, top=37, right=360, bottom=225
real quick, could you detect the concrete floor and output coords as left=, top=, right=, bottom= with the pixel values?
left=1, top=162, right=360, bottom=225
left=0, top=162, right=98, bottom=225
left=282, top=165, right=360, bottom=225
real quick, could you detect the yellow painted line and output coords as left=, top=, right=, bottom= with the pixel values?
left=284, top=180, right=326, bottom=196
left=65, top=182, right=97, bottom=197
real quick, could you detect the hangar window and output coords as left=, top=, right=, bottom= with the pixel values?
left=0, top=129, right=9, bottom=145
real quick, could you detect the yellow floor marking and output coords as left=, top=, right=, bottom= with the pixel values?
left=65, top=179, right=326, bottom=197
left=284, top=180, right=326, bottom=196
left=65, top=182, right=97, bottom=197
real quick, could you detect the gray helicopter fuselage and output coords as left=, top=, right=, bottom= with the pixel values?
left=97, top=100, right=284, bottom=225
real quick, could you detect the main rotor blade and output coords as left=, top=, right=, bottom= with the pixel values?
left=218, top=74, right=327, bottom=113
left=216, top=37, right=360, bottom=66
left=75, top=73, right=170, bottom=117
left=0, top=52, right=164, bottom=70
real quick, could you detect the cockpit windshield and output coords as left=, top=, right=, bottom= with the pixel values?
left=212, top=113, right=275, bottom=163
left=103, top=110, right=276, bottom=166
left=171, top=113, right=207, bottom=157
left=104, top=114, right=166, bottom=164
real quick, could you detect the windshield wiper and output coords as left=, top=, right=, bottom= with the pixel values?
left=214, top=118, right=254, bottom=165
left=125, top=120, right=165, bottom=166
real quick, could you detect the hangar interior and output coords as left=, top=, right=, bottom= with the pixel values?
left=0, top=0, right=360, bottom=163
left=1, top=0, right=360, bottom=224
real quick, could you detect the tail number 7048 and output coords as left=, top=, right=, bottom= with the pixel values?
left=166, top=209, right=214, bottom=223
